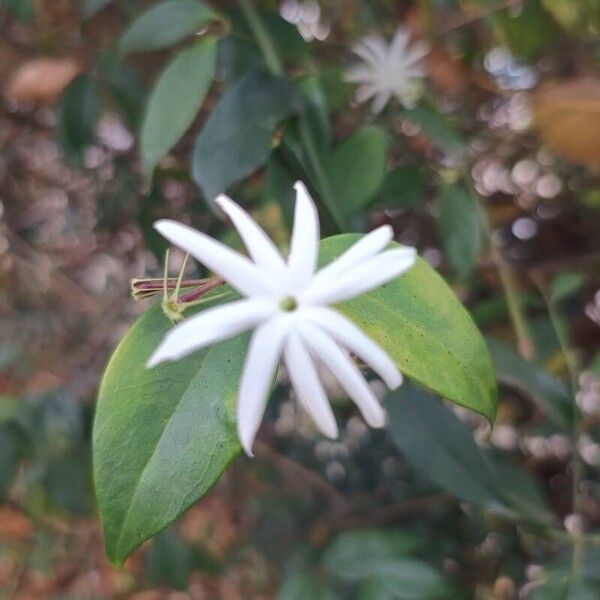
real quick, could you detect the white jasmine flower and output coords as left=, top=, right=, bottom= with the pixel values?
left=148, top=182, right=416, bottom=455
left=346, top=27, right=429, bottom=114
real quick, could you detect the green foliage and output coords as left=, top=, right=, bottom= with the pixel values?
left=386, top=385, right=554, bottom=525
left=94, top=296, right=244, bottom=565
left=325, top=236, right=498, bottom=423
left=326, top=127, right=388, bottom=215
left=94, top=233, right=498, bottom=562
left=145, top=528, right=195, bottom=589
left=141, top=38, right=217, bottom=174
left=57, top=74, right=99, bottom=160
left=403, top=105, right=464, bottom=155
left=322, top=529, right=422, bottom=580
left=322, top=529, right=454, bottom=599
left=487, top=337, right=572, bottom=428
left=119, top=0, right=217, bottom=56
left=379, top=166, right=425, bottom=208
left=278, top=574, right=337, bottom=600
left=1, top=0, right=34, bottom=22
left=437, top=184, right=483, bottom=279
left=192, top=70, right=298, bottom=201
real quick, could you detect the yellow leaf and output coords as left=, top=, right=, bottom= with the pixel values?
left=533, top=77, right=600, bottom=168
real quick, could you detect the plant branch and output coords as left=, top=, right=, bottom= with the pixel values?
left=238, top=0, right=284, bottom=76
left=474, top=194, right=534, bottom=359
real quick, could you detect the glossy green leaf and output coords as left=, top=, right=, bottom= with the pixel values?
left=93, top=294, right=243, bottom=565
left=141, top=38, right=217, bottom=174
left=57, top=74, right=99, bottom=160
left=119, top=0, right=216, bottom=56
left=487, top=336, right=572, bottom=428
left=323, top=529, right=421, bottom=581
left=95, top=233, right=497, bottom=563
left=357, top=563, right=455, bottom=600
left=323, top=235, right=498, bottom=422
left=386, top=385, right=502, bottom=506
left=326, top=127, right=388, bottom=215
left=278, top=574, right=337, bottom=600
left=192, top=70, right=297, bottom=201
left=379, top=166, right=425, bottom=208
left=437, top=184, right=482, bottom=279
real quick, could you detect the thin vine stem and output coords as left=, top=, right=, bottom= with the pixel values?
left=532, top=271, right=586, bottom=583
left=473, top=192, right=535, bottom=359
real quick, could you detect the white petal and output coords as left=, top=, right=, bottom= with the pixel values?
left=353, top=35, right=388, bottom=65
left=307, top=225, right=393, bottom=293
left=371, top=90, right=392, bottom=114
left=287, top=182, right=319, bottom=288
left=215, top=194, right=287, bottom=274
left=304, top=247, right=416, bottom=305
left=390, top=28, right=410, bottom=57
left=284, top=332, right=338, bottom=439
left=299, top=323, right=385, bottom=428
left=237, top=315, right=291, bottom=456
left=405, top=41, right=430, bottom=65
left=300, top=306, right=402, bottom=389
left=345, top=64, right=376, bottom=83
left=154, top=220, right=280, bottom=297
left=356, top=83, right=380, bottom=104
left=147, top=298, right=276, bottom=367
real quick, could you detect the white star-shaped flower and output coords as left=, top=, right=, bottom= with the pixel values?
left=345, top=27, right=429, bottom=114
left=148, top=182, right=416, bottom=455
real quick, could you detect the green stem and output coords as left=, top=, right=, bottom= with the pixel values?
left=532, top=272, right=585, bottom=583
left=238, top=0, right=284, bottom=76
left=474, top=194, right=534, bottom=359
left=297, top=117, right=346, bottom=231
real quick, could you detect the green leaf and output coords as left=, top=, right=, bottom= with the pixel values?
left=323, top=529, right=421, bottom=582
left=403, top=105, right=464, bottom=154
left=119, top=0, right=217, bottom=56
left=141, top=38, right=217, bottom=174
left=531, top=568, right=600, bottom=600
left=322, top=235, right=498, bottom=422
left=551, top=271, right=584, bottom=302
left=298, top=75, right=331, bottom=152
left=145, top=528, right=193, bottom=590
left=83, top=0, right=113, bottom=18
left=93, top=295, right=243, bottom=565
left=437, top=185, right=482, bottom=279
left=326, top=127, right=388, bottom=215
left=486, top=336, right=572, bottom=428
left=192, top=70, right=298, bottom=201
left=379, top=166, right=425, bottom=208
left=357, top=563, right=455, bottom=600
left=385, top=385, right=502, bottom=506
left=95, top=233, right=497, bottom=563
left=57, top=74, right=99, bottom=160
left=484, top=452, right=556, bottom=526
left=278, top=574, right=337, bottom=600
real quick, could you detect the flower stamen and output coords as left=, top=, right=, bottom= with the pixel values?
left=279, top=296, right=298, bottom=312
